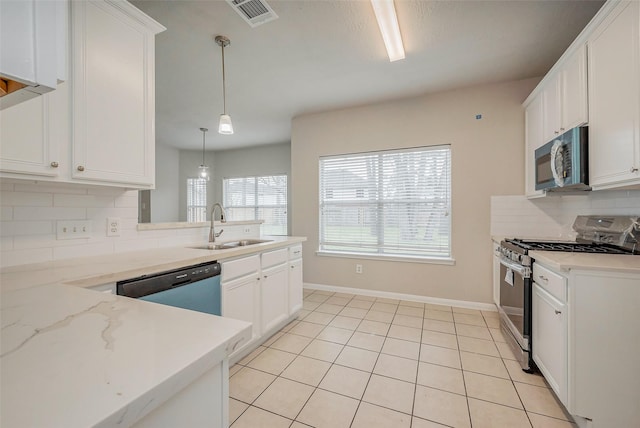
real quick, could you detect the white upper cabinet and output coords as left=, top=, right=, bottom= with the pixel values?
left=0, top=0, right=164, bottom=189
left=0, top=0, right=67, bottom=110
left=0, top=92, right=59, bottom=176
left=71, top=0, right=164, bottom=187
left=525, top=94, right=544, bottom=198
left=587, top=1, right=640, bottom=189
left=541, top=46, right=588, bottom=144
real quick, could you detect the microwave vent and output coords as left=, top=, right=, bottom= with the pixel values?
left=227, top=0, right=278, bottom=28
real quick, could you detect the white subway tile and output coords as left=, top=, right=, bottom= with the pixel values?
left=0, top=237, right=13, bottom=251
left=114, top=193, right=139, bottom=208
left=12, top=234, right=91, bottom=250
left=0, top=207, right=12, bottom=221
left=53, top=241, right=114, bottom=261
left=0, top=182, right=15, bottom=191
left=13, top=207, right=86, bottom=221
left=86, top=186, right=128, bottom=196
left=53, top=194, right=115, bottom=208
left=0, top=221, right=53, bottom=236
left=13, top=182, right=88, bottom=195
left=1, top=247, right=53, bottom=268
left=87, top=207, right=138, bottom=221
left=114, top=238, right=159, bottom=253
left=0, top=191, right=53, bottom=207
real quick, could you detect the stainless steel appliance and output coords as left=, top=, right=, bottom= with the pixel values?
left=117, top=261, right=222, bottom=315
left=535, top=126, right=589, bottom=192
left=498, top=215, right=639, bottom=371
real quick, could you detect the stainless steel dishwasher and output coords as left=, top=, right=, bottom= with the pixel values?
left=116, top=261, right=222, bottom=315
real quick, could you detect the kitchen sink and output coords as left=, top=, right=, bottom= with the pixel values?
left=190, top=239, right=273, bottom=250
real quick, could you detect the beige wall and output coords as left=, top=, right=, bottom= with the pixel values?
left=291, top=78, right=538, bottom=304
left=213, top=143, right=292, bottom=233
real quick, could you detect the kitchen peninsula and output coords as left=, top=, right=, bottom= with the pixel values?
left=0, top=236, right=305, bottom=427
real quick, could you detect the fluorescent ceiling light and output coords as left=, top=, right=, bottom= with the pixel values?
left=371, top=0, right=405, bottom=62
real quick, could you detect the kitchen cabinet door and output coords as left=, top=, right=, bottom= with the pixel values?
left=71, top=0, right=164, bottom=188
left=222, top=274, right=260, bottom=354
left=588, top=1, right=640, bottom=189
left=532, top=282, right=567, bottom=405
left=0, top=91, right=61, bottom=177
left=525, top=94, right=544, bottom=198
left=289, top=258, right=303, bottom=315
left=541, top=75, right=562, bottom=144
left=261, top=263, right=289, bottom=334
left=561, top=46, right=588, bottom=132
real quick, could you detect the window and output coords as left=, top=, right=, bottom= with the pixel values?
left=187, top=178, right=208, bottom=222
left=319, top=145, right=451, bottom=260
left=223, top=174, right=288, bottom=235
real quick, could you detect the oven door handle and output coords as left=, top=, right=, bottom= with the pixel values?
left=499, top=256, right=531, bottom=278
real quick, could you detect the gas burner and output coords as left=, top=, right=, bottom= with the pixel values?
left=506, top=239, right=634, bottom=255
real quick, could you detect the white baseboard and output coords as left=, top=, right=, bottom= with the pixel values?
left=304, top=282, right=497, bottom=312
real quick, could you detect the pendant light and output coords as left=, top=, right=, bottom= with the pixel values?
left=198, top=127, right=210, bottom=180
left=215, top=35, right=233, bottom=135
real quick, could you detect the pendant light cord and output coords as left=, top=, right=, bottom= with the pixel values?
left=221, top=43, right=227, bottom=115
left=202, top=130, right=206, bottom=164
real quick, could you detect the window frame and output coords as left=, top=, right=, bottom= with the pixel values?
left=186, top=177, right=208, bottom=223
left=222, top=173, right=288, bottom=236
left=317, top=145, right=454, bottom=264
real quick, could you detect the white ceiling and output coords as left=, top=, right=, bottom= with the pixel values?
left=132, top=0, right=604, bottom=151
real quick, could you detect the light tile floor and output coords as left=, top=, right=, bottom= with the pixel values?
left=229, top=289, right=575, bottom=428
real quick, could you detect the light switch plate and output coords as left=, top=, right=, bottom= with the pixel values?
left=56, top=220, right=92, bottom=240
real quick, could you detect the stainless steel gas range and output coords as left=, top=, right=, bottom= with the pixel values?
left=497, top=215, right=639, bottom=372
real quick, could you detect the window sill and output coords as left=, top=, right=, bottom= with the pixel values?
left=316, top=250, right=456, bottom=266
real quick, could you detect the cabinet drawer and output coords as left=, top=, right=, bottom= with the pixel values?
left=262, top=248, right=288, bottom=269
left=533, top=263, right=566, bottom=302
left=222, top=255, right=260, bottom=282
left=289, top=245, right=302, bottom=260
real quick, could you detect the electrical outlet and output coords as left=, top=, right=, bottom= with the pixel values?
left=107, top=217, right=121, bottom=237
left=56, top=220, right=92, bottom=240
left=356, top=264, right=363, bottom=274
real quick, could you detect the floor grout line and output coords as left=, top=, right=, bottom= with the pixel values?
left=232, top=291, right=562, bottom=427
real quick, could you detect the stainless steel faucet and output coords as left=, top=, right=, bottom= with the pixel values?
left=209, top=203, right=227, bottom=243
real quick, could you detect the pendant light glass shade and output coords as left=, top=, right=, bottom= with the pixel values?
left=198, top=127, right=210, bottom=181
left=215, top=35, right=233, bottom=135
left=218, top=114, right=234, bottom=135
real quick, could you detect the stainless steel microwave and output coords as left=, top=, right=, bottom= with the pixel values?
left=535, top=126, right=589, bottom=191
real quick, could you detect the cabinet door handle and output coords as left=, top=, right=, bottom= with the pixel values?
left=538, top=275, right=548, bottom=282
left=554, top=131, right=559, bottom=135
left=77, top=165, right=85, bottom=172
left=291, top=265, right=295, bottom=269
left=50, top=161, right=59, bottom=168
left=560, top=127, right=565, bottom=132
left=263, top=275, right=268, bottom=279
left=631, top=166, right=639, bottom=173
left=554, top=310, right=562, bottom=315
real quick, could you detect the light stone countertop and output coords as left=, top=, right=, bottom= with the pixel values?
left=0, top=236, right=306, bottom=428
left=529, top=250, right=640, bottom=274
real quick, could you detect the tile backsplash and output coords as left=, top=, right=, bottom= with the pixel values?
left=0, top=180, right=258, bottom=268
left=491, top=190, right=640, bottom=239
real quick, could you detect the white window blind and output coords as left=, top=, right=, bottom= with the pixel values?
left=319, top=145, right=451, bottom=259
left=187, top=178, right=208, bottom=222
left=223, top=174, right=288, bottom=235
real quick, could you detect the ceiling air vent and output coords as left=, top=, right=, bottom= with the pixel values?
left=227, top=0, right=278, bottom=28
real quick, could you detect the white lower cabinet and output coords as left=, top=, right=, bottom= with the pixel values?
left=289, top=258, right=303, bottom=315
left=221, top=244, right=303, bottom=362
left=261, top=263, right=289, bottom=333
left=532, top=261, right=640, bottom=427
left=532, top=282, right=567, bottom=403
left=221, top=255, right=260, bottom=358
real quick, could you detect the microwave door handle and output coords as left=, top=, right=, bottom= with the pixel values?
left=499, top=256, right=530, bottom=278
left=550, top=140, right=564, bottom=187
